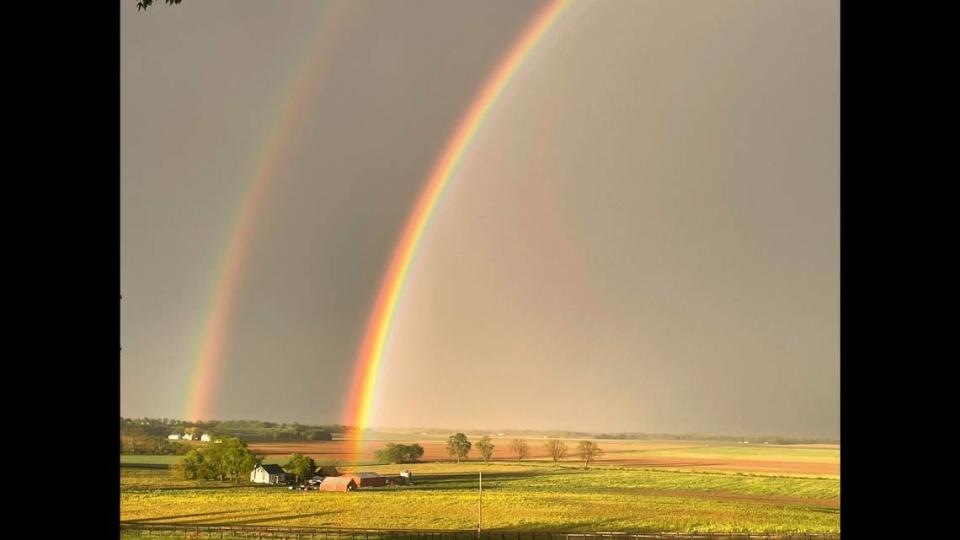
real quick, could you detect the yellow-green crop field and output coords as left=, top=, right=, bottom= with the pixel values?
left=121, top=458, right=839, bottom=534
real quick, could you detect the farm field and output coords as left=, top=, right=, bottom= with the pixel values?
left=243, top=436, right=839, bottom=478
left=121, top=439, right=839, bottom=535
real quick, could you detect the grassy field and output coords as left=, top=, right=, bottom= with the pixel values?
left=121, top=456, right=839, bottom=534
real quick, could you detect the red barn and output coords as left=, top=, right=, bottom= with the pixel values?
left=318, top=476, right=357, bottom=492
left=343, top=472, right=388, bottom=488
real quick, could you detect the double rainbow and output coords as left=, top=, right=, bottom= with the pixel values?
left=182, top=0, right=573, bottom=433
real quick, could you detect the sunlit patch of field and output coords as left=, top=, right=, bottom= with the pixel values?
left=241, top=437, right=838, bottom=477
left=120, top=461, right=839, bottom=534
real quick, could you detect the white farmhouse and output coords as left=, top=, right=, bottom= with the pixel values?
left=167, top=434, right=181, bottom=440
left=200, top=433, right=212, bottom=442
left=250, top=464, right=288, bottom=485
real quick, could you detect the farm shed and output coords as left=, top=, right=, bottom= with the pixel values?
left=344, top=472, right=388, bottom=488
left=200, top=434, right=212, bottom=442
left=167, top=434, right=180, bottom=440
left=315, top=466, right=340, bottom=477
left=250, top=464, right=288, bottom=485
left=318, top=476, right=357, bottom=492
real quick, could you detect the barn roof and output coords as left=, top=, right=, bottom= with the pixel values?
left=315, top=466, right=340, bottom=477
left=259, top=464, right=286, bottom=475
left=319, top=476, right=357, bottom=491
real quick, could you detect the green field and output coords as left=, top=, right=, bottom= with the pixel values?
left=121, top=459, right=839, bottom=534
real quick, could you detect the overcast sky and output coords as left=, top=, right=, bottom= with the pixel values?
left=121, top=0, right=839, bottom=438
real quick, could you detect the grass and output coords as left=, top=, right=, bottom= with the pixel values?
left=120, top=462, right=839, bottom=534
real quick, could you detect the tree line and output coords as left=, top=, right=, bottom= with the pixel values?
left=120, top=417, right=337, bottom=445
left=374, top=434, right=605, bottom=469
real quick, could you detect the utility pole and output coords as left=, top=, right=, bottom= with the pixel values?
left=477, top=470, right=482, bottom=539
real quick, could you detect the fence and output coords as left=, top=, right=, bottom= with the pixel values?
left=119, top=523, right=839, bottom=540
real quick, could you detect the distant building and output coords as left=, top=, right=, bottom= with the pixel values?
left=200, top=434, right=212, bottom=442
left=167, top=434, right=180, bottom=440
left=250, top=464, right=288, bottom=485
left=314, top=466, right=340, bottom=478
left=343, top=472, right=388, bottom=488
left=319, top=476, right=357, bottom=492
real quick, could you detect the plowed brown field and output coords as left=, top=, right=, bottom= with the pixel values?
left=248, top=437, right=838, bottom=477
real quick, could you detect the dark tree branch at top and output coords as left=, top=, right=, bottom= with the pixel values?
left=137, top=0, right=183, bottom=11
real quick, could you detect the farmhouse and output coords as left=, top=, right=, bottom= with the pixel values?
left=343, top=472, right=388, bottom=488
left=250, top=464, right=288, bottom=485
left=200, top=434, right=212, bottom=442
left=167, top=434, right=180, bottom=440
left=318, top=476, right=357, bottom=492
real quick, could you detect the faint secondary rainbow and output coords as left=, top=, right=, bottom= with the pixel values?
left=184, top=1, right=356, bottom=422
left=343, top=0, right=573, bottom=442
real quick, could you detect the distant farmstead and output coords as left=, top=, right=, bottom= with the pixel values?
left=250, top=464, right=288, bottom=485
left=200, top=434, right=212, bottom=442
left=318, top=476, right=357, bottom=492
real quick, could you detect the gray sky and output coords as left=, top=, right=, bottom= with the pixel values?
left=121, top=0, right=839, bottom=438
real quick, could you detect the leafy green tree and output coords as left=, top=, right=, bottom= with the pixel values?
left=406, top=443, right=425, bottom=462
left=376, top=443, right=425, bottom=464
left=180, top=449, right=204, bottom=479
left=476, top=436, right=495, bottom=462
left=576, top=440, right=604, bottom=469
left=284, top=453, right=316, bottom=483
left=510, top=439, right=529, bottom=462
left=544, top=439, right=568, bottom=463
left=447, top=433, right=472, bottom=463
left=175, top=437, right=259, bottom=482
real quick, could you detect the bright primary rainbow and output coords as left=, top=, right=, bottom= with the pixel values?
left=343, top=0, right=573, bottom=445
left=184, top=1, right=356, bottom=422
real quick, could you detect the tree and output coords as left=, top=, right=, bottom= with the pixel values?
left=576, top=440, right=604, bottom=469
left=544, top=439, right=567, bottom=463
left=509, top=439, right=529, bottom=462
left=476, top=436, right=495, bottom=463
left=407, top=443, right=425, bottom=462
left=446, top=433, right=472, bottom=463
left=136, top=0, right=183, bottom=11
left=375, top=443, right=425, bottom=464
left=179, top=449, right=204, bottom=479
left=175, top=437, right=259, bottom=482
left=284, top=453, right=316, bottom=483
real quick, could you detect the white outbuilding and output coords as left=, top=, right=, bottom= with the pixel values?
left=200, top=434, right=212, bottom=442
left=167, top=434, right=181, bottom=440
